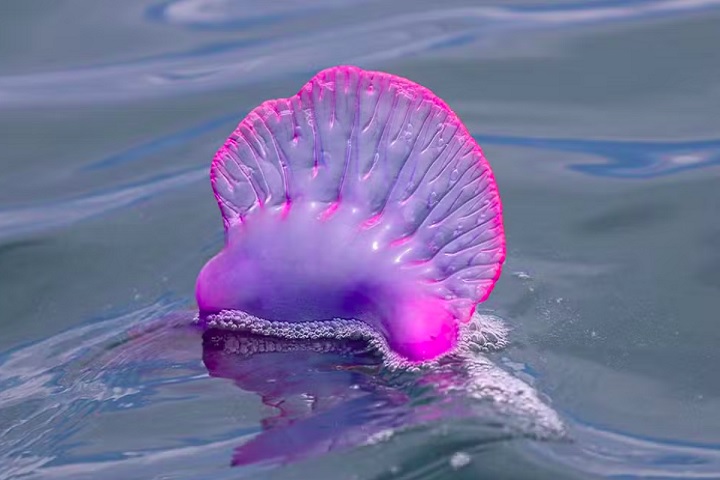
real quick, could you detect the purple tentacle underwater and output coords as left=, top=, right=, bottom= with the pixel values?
left=196, top=65, right=506, bottom=363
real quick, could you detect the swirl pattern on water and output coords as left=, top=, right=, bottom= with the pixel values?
left=2, top=109, right=718, bottom=244
left=1, top=0, right=719, bottom=106
left=477, top=135, right=720, bottom=178
left=148, top=0, right=377, bottom=28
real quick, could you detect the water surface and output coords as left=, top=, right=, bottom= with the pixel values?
left=2, top=1, right=720, bottom=478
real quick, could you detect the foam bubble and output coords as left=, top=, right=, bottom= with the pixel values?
left=449, top=451, right=472, bottom=470
left=197, top=309, right=509, bottom=370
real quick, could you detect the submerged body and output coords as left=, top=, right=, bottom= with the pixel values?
left=196, top=66, right=505, bottom=362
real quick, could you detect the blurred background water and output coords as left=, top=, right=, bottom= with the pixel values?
left=2, top=1, right=720, bottom=479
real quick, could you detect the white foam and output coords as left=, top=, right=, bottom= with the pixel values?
left=199, top=310, right=508, bottom=370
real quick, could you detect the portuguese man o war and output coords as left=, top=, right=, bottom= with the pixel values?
left=196, top=65, right=506, bottom=364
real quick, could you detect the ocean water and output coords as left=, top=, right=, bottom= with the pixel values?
left=2, top=1, right=720, bottom=479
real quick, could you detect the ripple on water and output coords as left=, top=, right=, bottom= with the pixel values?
left=149, top=0, right=377, bottom=28
left=1, top=300, right=718, bottom=479
left=1, top=0, right=720, bottom=106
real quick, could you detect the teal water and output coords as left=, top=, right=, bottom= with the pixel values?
left=2, top=1, right=720, bottom=479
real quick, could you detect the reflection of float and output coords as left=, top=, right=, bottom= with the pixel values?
left=4, top=306, right=719, bottom=478
left=202, top=322, right=565, bottom=468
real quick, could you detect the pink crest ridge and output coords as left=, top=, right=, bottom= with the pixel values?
left=197, top=65, right=506, bottom=363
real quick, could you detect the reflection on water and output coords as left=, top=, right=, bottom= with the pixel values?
left=0, top=304, right=559, bottom=477
left=1, top=303, right=718, bottom=479
left=203, top=326, right=565, bottom=467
